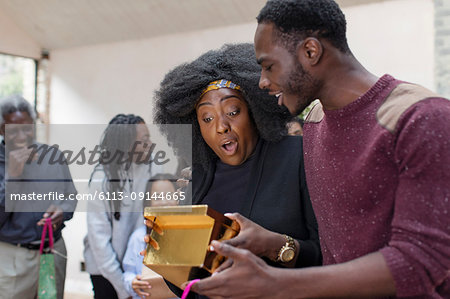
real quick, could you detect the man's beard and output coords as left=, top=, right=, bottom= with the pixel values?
left=286, top=61, right=320, bottom=115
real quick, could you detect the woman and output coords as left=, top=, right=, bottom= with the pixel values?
left=153, top=43, right=321, bottom=298
left=84, top=114, right=162, bottom=299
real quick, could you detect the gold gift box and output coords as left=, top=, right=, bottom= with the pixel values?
left=143, top=205, right=240, bottom=288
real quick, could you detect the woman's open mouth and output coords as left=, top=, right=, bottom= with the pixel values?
left=221, top=140, right=238, bottom=155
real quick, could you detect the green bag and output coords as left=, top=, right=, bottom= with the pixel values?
left=37, top=218, right=57, bottom=299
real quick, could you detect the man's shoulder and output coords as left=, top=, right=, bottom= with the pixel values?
left=376, top=82, right=448, bottom=133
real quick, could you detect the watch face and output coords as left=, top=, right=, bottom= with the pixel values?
left=281, top=248, right=295, bottom=262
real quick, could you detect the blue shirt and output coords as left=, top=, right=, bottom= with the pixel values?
left=122, top=225, right=180, bottom=299
left=122, top=225, right=147, bottom=299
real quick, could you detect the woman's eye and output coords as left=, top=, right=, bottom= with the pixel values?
left=203, top=117, right=213, bottom=123
left=265, top=64, right=273, bottom=71
left=228, top=110, right=239, bottom=117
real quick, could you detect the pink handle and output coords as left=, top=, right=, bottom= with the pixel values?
left=39, top=218, right=54, bottom=254
left=181, top=279, right=200, bottom=299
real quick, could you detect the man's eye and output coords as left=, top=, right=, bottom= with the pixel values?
left=265, top=65, right=273, bottom=71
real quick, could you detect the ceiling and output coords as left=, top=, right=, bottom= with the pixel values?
left=0, top=0, right=397, bottom=50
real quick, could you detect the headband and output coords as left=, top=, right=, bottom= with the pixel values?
left=200, top=79, right=242, bottom=98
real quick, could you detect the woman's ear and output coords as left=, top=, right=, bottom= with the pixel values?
left=297, top=37, right=323, bottom=66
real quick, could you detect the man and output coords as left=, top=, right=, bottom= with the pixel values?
left=0, top=95, right=77, bottom=299
left=190, top=0, right=450, bottom=298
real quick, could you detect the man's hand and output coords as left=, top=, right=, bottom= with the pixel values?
left=189, top=241, right=282, bottom=299
left=132, top=274, right=151, bottom=299
left=7, top=147, right=36, bottom=177
left=222, top=213, right=287, bottom=261
left=37, top=205, right=63, bottom=229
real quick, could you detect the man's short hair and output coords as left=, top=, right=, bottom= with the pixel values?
left=0, top=95, right=36, bottom=125
left=257, top=0, right=350, bottom=53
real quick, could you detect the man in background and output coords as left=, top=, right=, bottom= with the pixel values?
left=0, top=95, right=77, bottom=299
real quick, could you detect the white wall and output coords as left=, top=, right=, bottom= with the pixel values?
left=52, top=0, right=434, bottom=296
left=345, top=0, right=434, bottom=90
left=0, top=8, right=41, bottom=59
left=49, top=0, right=435, bottom=126
left=49, top=22, right=258, bottom=125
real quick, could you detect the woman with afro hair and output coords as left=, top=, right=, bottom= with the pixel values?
left=153, top=43, right=321, bottom=298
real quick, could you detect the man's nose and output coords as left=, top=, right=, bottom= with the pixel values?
left=259, top=74, right=270, bottom=90
left=16, top=129, right=28, bottom=141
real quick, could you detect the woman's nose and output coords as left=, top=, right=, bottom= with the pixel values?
left=216, top=117, right=230, bottom=134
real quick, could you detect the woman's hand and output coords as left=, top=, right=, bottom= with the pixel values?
left=221, top=213, right=287, bottom=262
left=132, top=274, right=151, bottom=299
left=176, top=166, right=192, bottom=195
left=140, top=219, right=163, bottom=255
left=177, top=166, right=192, bottom=189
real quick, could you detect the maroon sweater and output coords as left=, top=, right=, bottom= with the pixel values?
left=303, top=75, right=450, bottom=298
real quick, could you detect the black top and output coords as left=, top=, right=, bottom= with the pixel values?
left=200, top=140, right=259, bottom=214
left=169, top=136, right=322, bottom=299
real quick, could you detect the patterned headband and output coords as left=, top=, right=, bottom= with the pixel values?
left=200, top=79, right=242, bottom=98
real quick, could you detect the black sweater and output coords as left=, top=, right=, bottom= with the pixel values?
left=170, top=136, right=322, bottom=298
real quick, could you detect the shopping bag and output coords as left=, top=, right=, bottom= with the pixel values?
left=37, top=218, right=57, bottom=299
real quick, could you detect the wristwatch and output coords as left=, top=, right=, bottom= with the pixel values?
left=277, top=235, right=297, bottom=263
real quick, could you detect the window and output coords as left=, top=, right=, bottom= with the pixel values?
left=0, top=53, right=37, bottom=106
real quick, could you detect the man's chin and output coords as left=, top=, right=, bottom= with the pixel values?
left=287, top=102, right=306, bottom=116
left=294, top=99, right=315, bottom=116
left=287, top=106, right=299, bottom=116
left=280, top=95, right=298, bottom=115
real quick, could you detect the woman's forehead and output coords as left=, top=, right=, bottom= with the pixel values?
left=197, top=88, right=245, bottom=107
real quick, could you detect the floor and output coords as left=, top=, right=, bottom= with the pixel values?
left=64, top=293, right=92, bottom=299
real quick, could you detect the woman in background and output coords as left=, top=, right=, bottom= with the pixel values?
left=84, top=114, right=162, bottom=299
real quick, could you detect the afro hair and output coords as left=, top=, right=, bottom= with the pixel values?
left=154, top=43, right=290, bottom=170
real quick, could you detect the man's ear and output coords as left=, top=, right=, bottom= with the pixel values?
left=297, top=37, right=323, bottom=66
